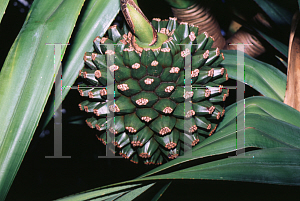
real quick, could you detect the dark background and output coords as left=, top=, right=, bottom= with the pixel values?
left=1, top=0, right=298, bottom=200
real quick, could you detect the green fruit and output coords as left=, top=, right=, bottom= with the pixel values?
left=77, top=15, right=228, bottom=164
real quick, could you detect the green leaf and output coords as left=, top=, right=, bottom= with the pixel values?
left=275, top=55, right=288, bottom=68
left=164, top=0, right=196, bottom=9
left=0, top=0, right=84, bottom=200
left=220, top=50, right=286, bottom=101
left=89, top=192, right=127, bottom=201
left=212, top=113, right=300, bottom=149
left=0, top=0, right=9, bottom=23
left=136, top=148, right=300, bottom=186
left=218, top=96, right=300, bottom=129
left=57, top=183, right=155, bottom=201
left=56, top=184, right=140, bottom=201
left=255, top=28, right=288, bottom=57
left=55, top=97, right=300, bottom=198
left=253, top=0, right=293, bottom=26
left=151, top=182, right=171, bottom=201
left=115, top=183, right=155, bottom=201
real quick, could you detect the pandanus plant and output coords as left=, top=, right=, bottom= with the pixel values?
left=0, top=0, right=299, bottom=200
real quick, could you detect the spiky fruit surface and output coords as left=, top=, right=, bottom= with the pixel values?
left=78, top=17, right=229, bottom=165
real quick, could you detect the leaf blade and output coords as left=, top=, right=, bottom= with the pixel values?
left=0, top=0, right=9, bottom=23
left=253, top=0, right=293, bottom=26
left=115, top=183, right=155, bottom=201
left=221, top=50, right=287, bottom=101
left=218, top=96, right=300, bottom=130
left=56, top=184, right=140, bottom=201
left=54, top=96, right=300, bottom=197
left=255, top=28, right=288, bottom=57
left=137, top=148, right=300, bottom=186
left=0, top=0, right=85, bottom=199
left=151, top=182, right=171, bottom=201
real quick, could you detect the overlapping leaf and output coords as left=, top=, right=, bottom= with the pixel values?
left=56, top=183, right=156, bottom=201
left=253, top=0, right=293, bottom=26
left=255, top=28, right=288, bottom=57
left=221, top=50, right=287, bottom=101
left=251, top=0, right=292, bottom=56
left=114, top=183, right=154, bottom=201
left=150, top=182, right=171, bottom=201
left=135, top=148, right=300, bottom=186
left=56, top=184, right=140, bottom=201
left=56, top=96, right=300, bottom=199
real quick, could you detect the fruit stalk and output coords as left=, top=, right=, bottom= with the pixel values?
left=121, top=0, right=157, bottom=46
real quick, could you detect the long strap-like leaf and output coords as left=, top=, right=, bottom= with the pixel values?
left=221, top=50, right=286, bottom=101
left=0, top=0, right=84, bottom=200
left=55, top=96, right=300, bottom=200
left=0, top=0, right=9, bottom=23
left=134, top=147, right=300, bottom=186
left=253, top=0, right=293, bottom=26
left=56, top=184, right=141, bottom=201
